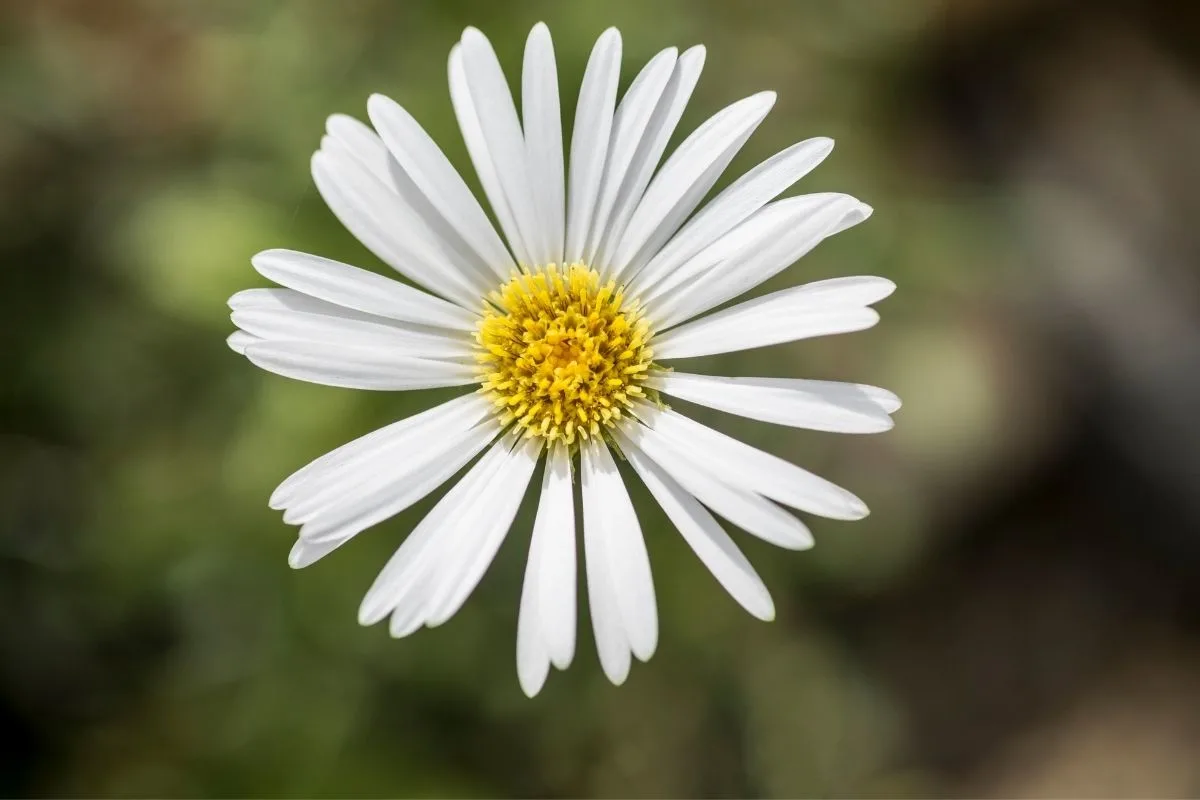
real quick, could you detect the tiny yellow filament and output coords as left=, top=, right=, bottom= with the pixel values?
left=476, top=263, right=654, bottom=444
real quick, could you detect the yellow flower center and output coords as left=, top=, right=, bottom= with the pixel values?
left=476, top=263, right=654, bottom=444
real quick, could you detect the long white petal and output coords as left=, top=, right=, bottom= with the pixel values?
left=231, top=307, right=473, bottom=361
left=653, top=276, right=894, bottom=360
left=594, top=45, right=706, bottom=270
left=516, top=522, right=552, bottom=696
left=311, top=147, right=484, bottom=307
left=585, top=47, right=678, bottom=269
left=367, top=93, right=516, bottom=276
left=243, top=340, right=478, bottom=391
left=325, top=114, right=394, bottom=184
left=632, top=137, right=834, bottom=293
left=292, top=424, right=497, bottom=561
left=423, top=437, right=542, bottom=626
left=591, top=440, right=658, bottom=662
left=637, top=193, right=850, bottom=307
left=565, top=28, right=621, bottom=263
left=620, top=435, right=774, bottom=620
left=251, top=249, right=477, bottom=331
left=535, top=442, right=576, bottom=669
left=452, top=31, right=539, bottom=266
left=651, top=407, right=869, bottom=520
left=270, top=393, right=483, bottom=509
left=522, top=23, right=565, bottom=266
left=621, top=420, right=813, bottom=549
left=648, top=373, right=899, bottom=433
left=653, top=197, right=873, bottom=328
left=608, top=91, right=776, bottom=280
left=358, top=435, right=513, bottom=626
left=580, top=437, right=631, bottom=685
left=285, top=400, right=492, bottom=527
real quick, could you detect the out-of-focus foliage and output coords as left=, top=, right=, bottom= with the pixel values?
left=6, top=0, right=1200, bottom=797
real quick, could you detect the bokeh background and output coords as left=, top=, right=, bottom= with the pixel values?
left=5, top=0, right=1200, bottom=796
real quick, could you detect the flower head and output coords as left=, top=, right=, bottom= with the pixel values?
left=229, top=22, right=898, bottom=696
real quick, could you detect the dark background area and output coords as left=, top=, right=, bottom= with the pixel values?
left=4, top=0, right=1200, bottom=796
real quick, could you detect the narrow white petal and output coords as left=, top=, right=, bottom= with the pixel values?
left=270, top=393, right=482, bottom=509
left=620, top=435, right=775, bottom=620
left=609, top=91, right=776, bottom=280
left=648, top=373, right=898, bottom=434
left=243, top=340, right=478, bottom=391
left=565, top=28, right=621, bottom=263
left=637, top=193, right=848, bottom=306
left=311, top=148, right=484, bottom=307
left=522, top=23, right=565, bottom=266
left=516, top=525, right=552, bottom=696
left=251, top=249, right=477, bottom=331
left=286, top=400, right=491, bottom=528
left=450, top=34, right=536, bottom=266
left=621, top=421, right=813, bottom=549
left=227, top=330, right=258, bottom=355
left=585, top=47, right=678, bottom=268
left=325, top=114, right=394, bottom=185
left=423, top=437, right=542, bottom=626
left=653, top=276, right=894, bottom=360
left=287, top=424, right=497, bottom=567
left=580, top=437, right=631, bottom=685
left=231, top=306, right=473, bottom=361
left=288, top=537, right=342, bottom=569
left=594, top=45, right=706, bottom=270
left=591, top=439, right=658, bottom=661
left=652, top=407, right=869, bottom=520
left=366, top=93, right=516, bottom=275
left=633, top=137, right=834, bottom=293
left=535, top=442, right=576, bottom=669
left=653, top=196, right=873, bottom=328
left=358, top=435, right=513, bottom=626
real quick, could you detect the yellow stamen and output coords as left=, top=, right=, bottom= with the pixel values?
left=476, top=263, right=655, bottom=444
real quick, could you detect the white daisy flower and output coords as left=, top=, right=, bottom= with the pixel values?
left=229, top=22, right=899, bottom=696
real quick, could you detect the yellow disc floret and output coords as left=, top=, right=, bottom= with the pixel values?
left=476, top=263, right=654, bottom=444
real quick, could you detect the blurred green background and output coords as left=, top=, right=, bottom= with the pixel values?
left=6, top=0, right=1200, bottom=796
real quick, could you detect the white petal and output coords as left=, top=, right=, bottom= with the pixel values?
left=288, top=536, right=345, bottom=569
left=422, top=437, right=542, bottom=627
left=653, top=276, right=894, bottom=360
left=653, top=196, right=873, bottom=328
left=591, top=439, right=658, bottom=662
left=231, top=306, right=473, bottom=361
left=522, top=23, right=565, bottom=267
left=358, top=434, right=514, bottom=626
left=648, top=373, right=898, bottom=433
left=227, top=330, right=258, bottom=355
left=243, top=340, right=478, bottom=391
left=637, top=193, right=849, bottom=306
left=325, top=114, right=394, bottom=185
left=516, top=526, right=552, bottom=696
left=580, top=437, right=631, bottom=685
left=632, top=137, right=834, bottom=294
left=652, top=407, right=869, bottom=520
left=286, top=398, right=491, bottom=527
left=366, top=93, right=516, bottom=276
left=621, top=420, right=813, bottom=549
left=311, top=148, right=484, bottom=307
left=270, top=393, right=483, bottom=509
left=565, top=28, right=621, bottom=263
left=620, top=434, right=775, bottom=620
left=250, top=249, right=477, bottom=331
left=288, top=423, right=498, bottom=567
left=451, top=32, right=537, bottom=266
left=594, top=45, right=706, bottom=270
left=585, top=47, right=678, bottom=268
left=535, top=442, right=576, bottom=669
left=608, top=91, right=776, bottom=280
